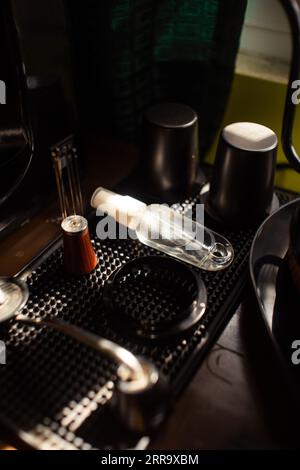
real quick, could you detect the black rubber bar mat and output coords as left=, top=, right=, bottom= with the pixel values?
left=0, top=189, right=294, bottom=449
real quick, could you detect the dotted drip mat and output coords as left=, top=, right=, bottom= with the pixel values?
left=0, top=190, right=294, bottom=449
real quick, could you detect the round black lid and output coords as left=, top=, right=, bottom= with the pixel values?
left=145, top=103, right=198, bottom=129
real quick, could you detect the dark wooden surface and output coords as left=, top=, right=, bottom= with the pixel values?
left=0, top=136, right=297, bottom=450
left=151, top=300, right=296, bottom=450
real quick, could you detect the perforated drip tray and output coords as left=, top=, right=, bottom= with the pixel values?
left=0, top=189, right=294, bottom=449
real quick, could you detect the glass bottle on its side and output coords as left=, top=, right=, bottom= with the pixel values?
left=91, top=187, right=234, bottom=272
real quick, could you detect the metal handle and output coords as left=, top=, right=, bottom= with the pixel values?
left=280, top=0, right=300, bottom=172
left=16, top=314, right=145, bottom=381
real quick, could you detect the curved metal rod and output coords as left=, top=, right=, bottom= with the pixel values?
left=280, top=0, right=300, bottom=172
left=16, top=314, right=145, bottom=382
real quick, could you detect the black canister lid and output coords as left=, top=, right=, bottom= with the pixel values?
left=222, top=122, right=278, bottom=152
left=145, top=103, right=198, bottom=129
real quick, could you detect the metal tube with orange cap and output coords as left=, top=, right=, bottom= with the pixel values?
left=52, top=137, right=98, bottom=275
